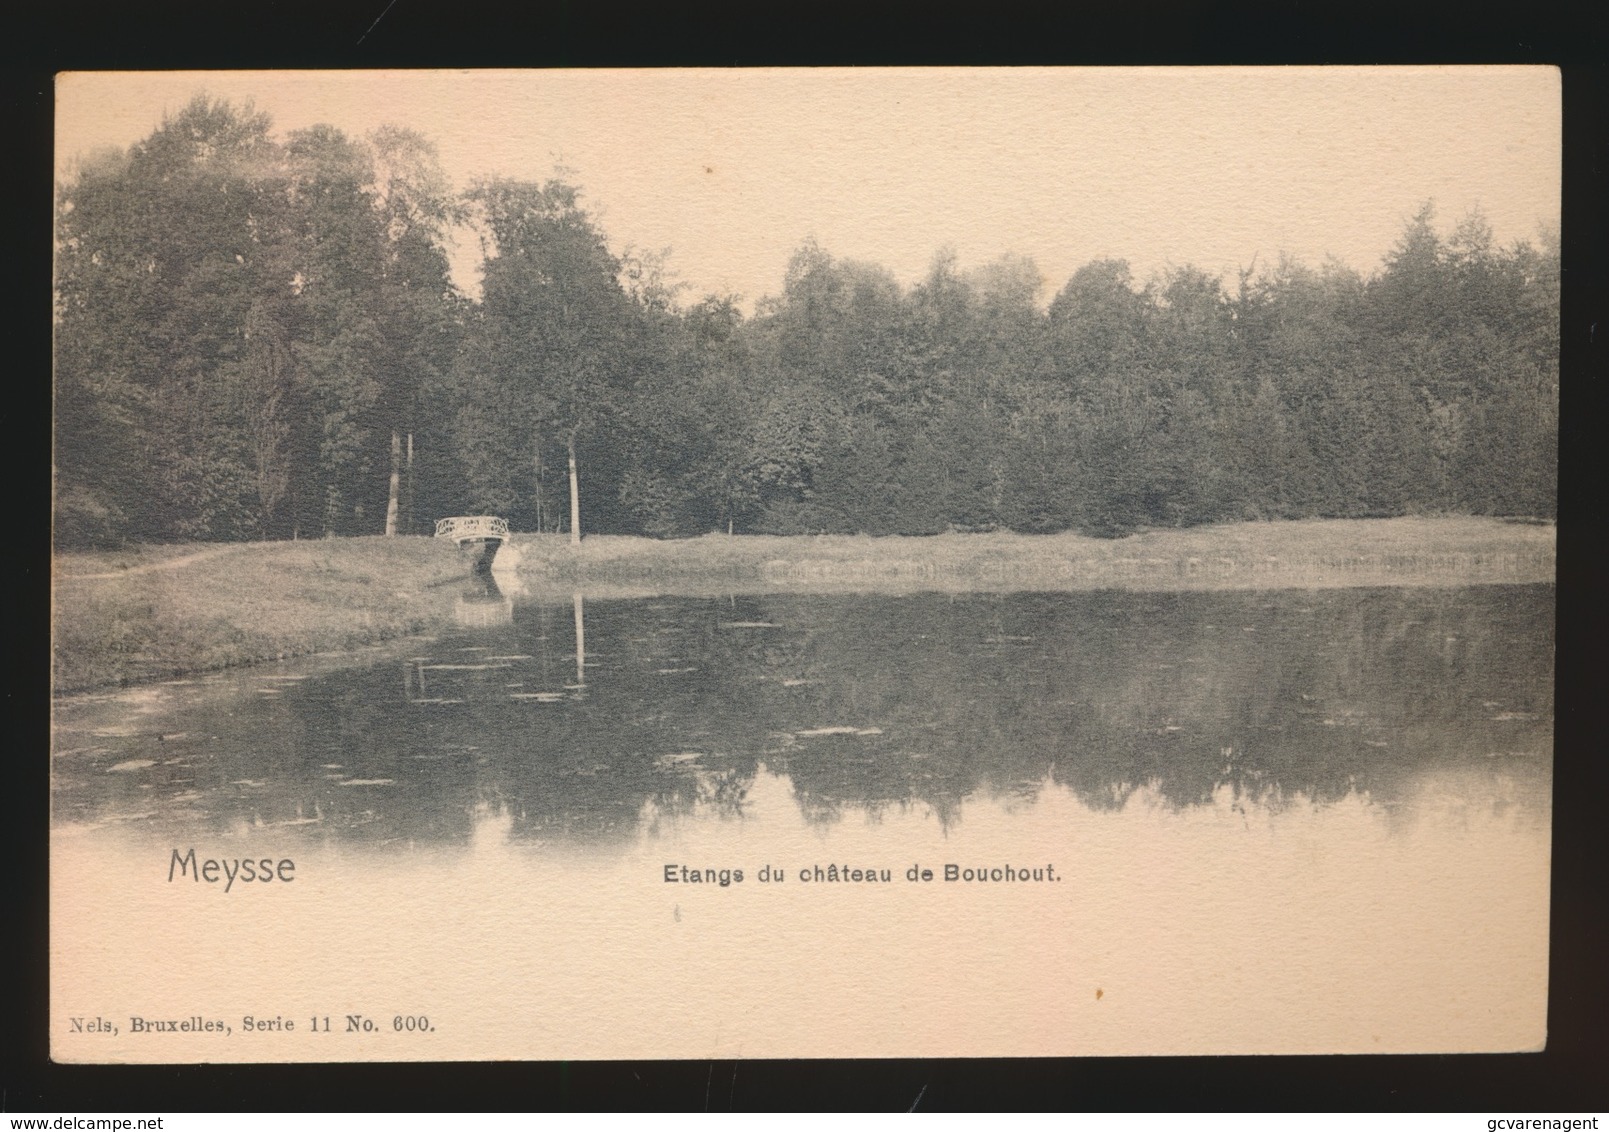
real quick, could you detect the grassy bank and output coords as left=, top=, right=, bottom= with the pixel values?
left=506, top=516, right=1556, bottom=595
left=53, top=517, right=1554, bottom=693
left=52, top=536, right=467, bottom=694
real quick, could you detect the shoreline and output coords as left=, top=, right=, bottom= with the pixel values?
left=52, top=516, right=1555, bottom=694
left=503, top=516, right=1556, bottom=593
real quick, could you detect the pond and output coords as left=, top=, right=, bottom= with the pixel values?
left=50, top=583, right=1554, bottom=1059
left=53, top=585, right=1553, bottom=845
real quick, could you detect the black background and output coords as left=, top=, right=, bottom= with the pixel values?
left=5, top=1, right=1606, bottom=1111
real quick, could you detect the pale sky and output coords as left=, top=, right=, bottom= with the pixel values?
left=56, top=68, right=1560, bottom=310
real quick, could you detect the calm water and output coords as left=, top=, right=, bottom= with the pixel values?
left=52, top=585, right=1554, bottom=848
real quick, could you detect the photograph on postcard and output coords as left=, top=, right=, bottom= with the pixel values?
left=51, top=67, right=1558, bottom=1062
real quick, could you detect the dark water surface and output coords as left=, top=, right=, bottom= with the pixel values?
left=52, top=585, right=1554, bottom=850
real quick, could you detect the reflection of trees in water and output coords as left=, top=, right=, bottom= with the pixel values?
left=56, top=585, right=1552, bottom=846
left=171, top=594, right=761, bottom=847
left=481, top=701, right=759, bottom=849
left=704, top=587, right=1552, bottom=818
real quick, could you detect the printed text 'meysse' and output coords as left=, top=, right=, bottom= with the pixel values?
left=168, top=848, right=295, bottom=892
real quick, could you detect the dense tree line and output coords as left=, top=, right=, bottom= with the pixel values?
left=54, top=98, right=1558, bottom=549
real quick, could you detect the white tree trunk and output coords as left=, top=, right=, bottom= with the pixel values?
left=567, top=432, right=582, bottom=545
left=384, top=431, right=401, bottom=536
left=404, top=432, right=414, bottom=533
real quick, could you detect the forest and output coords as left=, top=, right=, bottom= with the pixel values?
left=53, top=96, right=1559, bottom=550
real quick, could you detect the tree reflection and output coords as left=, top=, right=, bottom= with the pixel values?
left=53, top=585, right=1553, bottom=848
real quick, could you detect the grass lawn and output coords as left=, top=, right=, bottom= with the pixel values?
left=505, top=515, right=1556, bottom=594
left=53, top=516, right=1555, bottom=693
left=52, top=536, right=468, bottom=693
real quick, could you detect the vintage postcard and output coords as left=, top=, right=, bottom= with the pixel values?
left=51, top=68, right=1558, bottom=1061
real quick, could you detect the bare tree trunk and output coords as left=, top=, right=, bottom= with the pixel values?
left=567, top=430, right=581, bottom=545
left=404, top=432, right=414, bottom=534
left=384, top=431, right=401, bottom=537
left=533, top=433, right=545, bottom=534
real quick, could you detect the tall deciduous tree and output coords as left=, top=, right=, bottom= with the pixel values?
left=365, top=127, right=463, bottom=536
left=55, top=97, right=465, bottom=546
left=56, top=96, right=283, bottom=543
left=462, top=179, right=638, bottom=542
